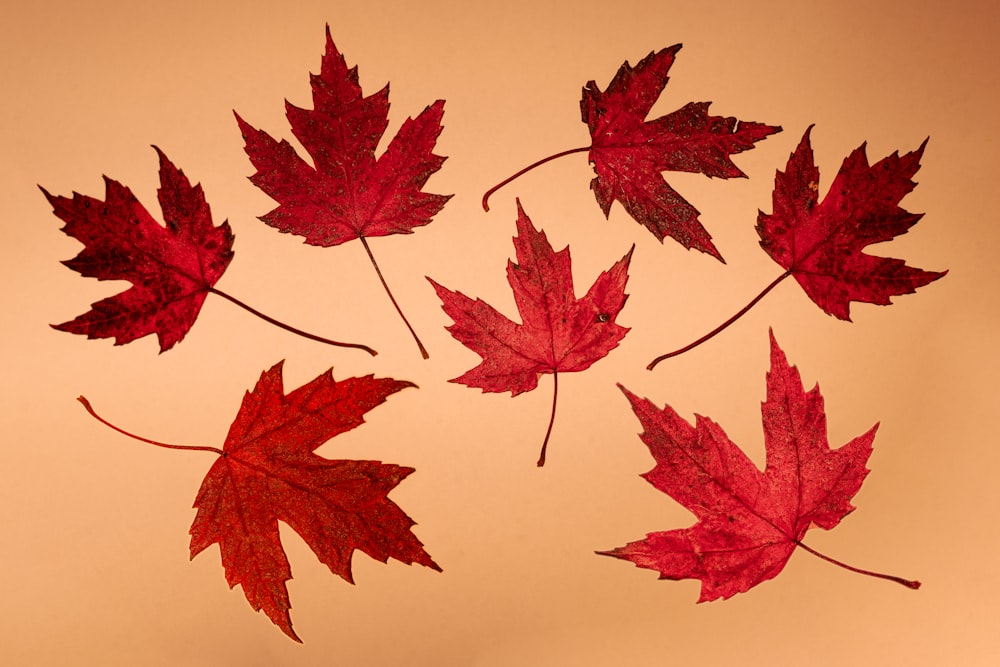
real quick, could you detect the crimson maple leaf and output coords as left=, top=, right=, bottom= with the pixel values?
left=483, top=46, right=780, bottom=260
left=648, top=127, right=947, bottom=368
left=40, top=147, right=234, bottom=352
left=757, top=125, right=947, bottom=319
left=41, top=147, right=374, bottom=355
left=582, top=46, right=781, bottom=259
left=236, top=25, right=451, bottom=358
left=429, top=199, right=633, bottom=465
left=605, top=331, right=920, bottom=598
left=79, top=362, right=438, bottom=642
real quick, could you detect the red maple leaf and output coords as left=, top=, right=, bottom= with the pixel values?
left=648, top=127, right=947, bottom=368
left=483, top=46, right=780, bottom=261
left=429, top=199, right=633, bottom=465
left=236, top=25, right=450, bottom=358
left=606, top=331, right=920, bottom=598
left=40, top=147, right=234, bottom=352
left=79, top=362, right=438, bottom=642
left=582, top=46, right=781, bottom=259
left=41, top=148, right=375, bottom=355
left=757, top=125, right=947, bottom=319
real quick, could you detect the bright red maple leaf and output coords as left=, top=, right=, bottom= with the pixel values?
left=79, top=362, right=438, bottom=642
left=483, top=46, right=780, bottom=261
left=648, top=127, right=947, bottom=368
left=236, top=25, right=451, bottom=357
left=757, top=125, right=947, bottom=320
left=40, top=147, right=234, bottom=352
left=606, top=331, right=920, bottom=598
left=428, top=199, right=633, bottom=465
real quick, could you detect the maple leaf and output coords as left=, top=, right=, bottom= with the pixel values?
left=757, top=125, right=947, bottom=319
left=648, top=127, right=947, bottom=368
left=236, top=25, right=451, bottom=358
left=582, top=46, right=781, bottom=258
left=483, top=46, right=780, bottom=260
left=41, top=147, right=375, bottom=355
left=605, top=331, right=920, bottom=598
left=429, top=199, right=633, bottom=465
left=79, top=361, right=438, bottom=642
left=40, top=147, right=234, bottom=352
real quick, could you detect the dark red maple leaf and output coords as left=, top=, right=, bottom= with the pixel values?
left=757, top=125, right=946, bottom=319
left=236, top=25, right=451, bottom=358
left=429, top=199, right=633, bottom=465
left=605, top=331, right=920, bottom=598
left=41, top=147, right=375, bottom=355
left=483, top=46, right=780, bottom=260
left=648, top=127, right=947, bottom=368
left=40, top=147, right=234, bottom=352
left=79, top=361, right=438, bottom=642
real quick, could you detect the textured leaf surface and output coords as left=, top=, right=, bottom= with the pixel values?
left=429, top=200, right=632, bottom=396
left=605, top=331, right=877, bottom=600
left=582, top=46, right=780, bottom=259
left=236, top=25, right=451, bottom=246
left=757, top=126, right=946, bottom=319
left=41, top=148, right=234, bottom=351
left=189, top=362, right=438, bottom=641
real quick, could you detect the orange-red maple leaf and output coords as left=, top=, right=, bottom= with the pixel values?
left=40, top=147, right=234, bottom=351
left=428, top=200, right=632, bottom=465
left=607, top=331, right=919, bottom=598
left=187, top=362, right=439, bottom=641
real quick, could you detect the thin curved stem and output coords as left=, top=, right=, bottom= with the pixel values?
left=359, top=235, right=429, bottom=359
left=647, top=270, right=793, bottom=370
left=482, top=146, right=591, bottom=212
left=537, top=371, right=559, bottom=467
left=208, top=287, right=377, bottom=356
left=78, top=396, right=224, bottom=455
left=796, top=540, right=921, bottom=590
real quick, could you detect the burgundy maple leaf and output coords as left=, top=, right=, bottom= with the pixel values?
left=757, top=125, right=946, bottom=319
left=79, top=361, right=438, bottom=642
left=606, top=331, right=920, bottom=598
left=648, top=127, right=947, bottom=368
left=236, top=25, right=451, bottom=358
left=429, top=199, right=633, bottom=465
left=41, top=147, right=234, bottom=352
left=41, top=147, right=374, bottom=355
left=483, top=46, right=780, bottom=260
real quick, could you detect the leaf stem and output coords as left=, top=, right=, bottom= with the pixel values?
left=796, top=540, right=921, bottom=590
left=537, top=370, right=559, bottom=467
left=77, top=396, right=224, bottom=455
left=359, top=235, right=429, bottom=359
left=647, top=270, right=792, bottom=370
left=482, top=146, right=592, bottom=212
left=208, top=287, right=377, bottom=356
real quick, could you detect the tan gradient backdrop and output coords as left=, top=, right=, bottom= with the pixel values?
left=2, top=1, right=995, bottom=664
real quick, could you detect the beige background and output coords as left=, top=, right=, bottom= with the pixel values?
left=2, top=0, right=996, bottom=664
